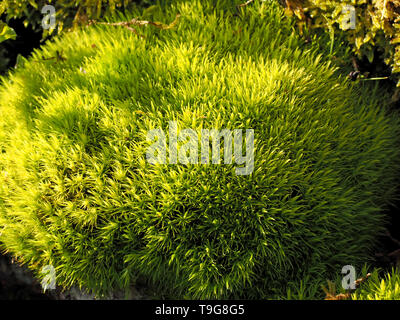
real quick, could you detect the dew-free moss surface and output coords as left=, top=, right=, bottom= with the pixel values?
left=0, top=0, right=399, bottom=299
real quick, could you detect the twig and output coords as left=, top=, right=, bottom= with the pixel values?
left=352, top=57, right=360, bottom=72
left=354, top=273, right=372, bottom=287
left=89, top=14, right=181, bottom=38
left=323, top=273, right=372, bottom=300
left=385, top=230, right=400, bottom=247
left=238, top=0, right=255, bottom=8
left=361, top=76, right=389, bottom=81
left=323, top=280, right=351, bottom=300
left=32, top=50, right=66, bottom=64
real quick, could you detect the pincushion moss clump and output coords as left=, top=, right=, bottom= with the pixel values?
left=0, top=0, right=399, bottom=299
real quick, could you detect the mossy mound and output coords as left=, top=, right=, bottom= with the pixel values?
left=0, top=0, right=399, bottom=299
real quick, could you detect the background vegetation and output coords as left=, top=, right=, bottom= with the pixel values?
left=285, top=0, right=400, bottom=87
left=0, top=0, right=152, bottom=74
left=0, top=0, right=145, bottom=34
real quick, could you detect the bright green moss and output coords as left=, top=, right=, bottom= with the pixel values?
left=0, top=0, right=399, bottom=299
left=352, top=268, right=400, bottom=300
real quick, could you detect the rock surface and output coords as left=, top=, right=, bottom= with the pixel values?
left=0, top=254, right=146, bottom=300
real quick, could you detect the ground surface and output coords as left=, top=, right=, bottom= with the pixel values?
left=0, top=253, right=149, bottom=300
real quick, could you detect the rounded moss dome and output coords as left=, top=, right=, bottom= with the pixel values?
left=0, top=0, right=399, bottom=298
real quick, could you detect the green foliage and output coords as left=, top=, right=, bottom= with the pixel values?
left=0, top=0, right=143, bottom=35
left=0, top=21, right=16, bottom=72
left=0, top=0, right=399, bottom=299
left=0, top=21, right=16, bottom=43
left=285, top=0, right=400, bottom=86
left=352, top=268, right=400, bottom=300
left=281, top=275, right=327, bottom=300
